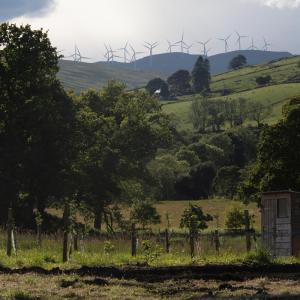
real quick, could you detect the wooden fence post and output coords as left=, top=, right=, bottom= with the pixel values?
left=131, top=223, right=137, bottom=257
left=165, top=228, right=170, bottom=253
left=244, top=210, right=251, bottom=253
left=214, top=230, right=220, bottom=255
left=189, top=219, right=196, bottom=259
left=6, top=207, right=14, bottom=257
left=63, top=202, right=71, bottom=262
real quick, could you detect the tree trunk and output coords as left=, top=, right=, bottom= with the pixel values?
left=62, top=202, right=71, bottom=263
left=94, top=206, right=103, bottom=231
left=6, top=207, right=13, bottom=257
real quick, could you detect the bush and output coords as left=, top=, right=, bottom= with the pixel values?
left=139, top=240, right=163, bottom=263
left=225, top=207, right=245, bottom=230
left=244, top=249, right=273, bottom=266
left=103, top=241, right=115, bottom=255
left=256, top=75, right=272, bottom=86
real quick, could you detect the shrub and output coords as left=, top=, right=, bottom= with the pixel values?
left=256, top=75, right=272, bottom=85
left=139, top=240, right=163, bottom=263
left=225, top=207, right=245, bottom=230
left=103, top=241, right=115, bottom=255
left=244, top=249, right=273, bottom=266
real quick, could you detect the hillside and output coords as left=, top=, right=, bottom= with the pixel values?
left=128, top=50, right=292, bottom=75
left=163, top=56, right=300, bottom=131
left=57, top=50, right=292, bottom=93
left=57, top=60, right=166, bottom=93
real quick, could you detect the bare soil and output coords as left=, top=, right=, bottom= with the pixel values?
left=1, top=265, right=300, bottom=299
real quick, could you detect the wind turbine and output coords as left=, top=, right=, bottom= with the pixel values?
left=218, top=34, right=232, bottom=53
left=197, top=39, right=211, bottom=56
left=69, top=44, right=91, bottom=62
left=167, top=40, right=178, bottom=53
left=118, top=41, right=130, bottom=63
left=144, top=41, right=159, bottom=67
left=263, top=37, right=271, bottom=51
left=176, top=31, right=186, bottom=53
left=184, top=43, right=193, bottom=54
left=206, top=48, right=212, bottom=57
left=104, top=44, right=112, bottom=62
left=236, top=31, right=248, bottom=50
left=129, top=44, right=144, bottom=70
left=109, top=45, right=121, bottom=62
left=248, top=38, right=258, bottom=51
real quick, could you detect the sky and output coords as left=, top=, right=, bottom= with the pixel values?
left=1, top=0, right=300, bottom=62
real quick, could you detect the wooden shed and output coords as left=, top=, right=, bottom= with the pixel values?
left=261, top=190, right=300, bottom=257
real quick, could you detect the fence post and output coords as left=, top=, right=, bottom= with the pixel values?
left=189, top=218, right=196, bottom=259
left=165, top=228, right=170, bottom=253
left=244, top=210, right=251, bottom=253
left=214, top=230, right=220, bottom=255
left=62, top=202, right=71, bottom=262
left=6, top=207, right=14, bottom=257
left=131, top=223, right=137, bottom=257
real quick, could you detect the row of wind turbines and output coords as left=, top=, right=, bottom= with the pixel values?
left=65, top=31, right=272, bottom=67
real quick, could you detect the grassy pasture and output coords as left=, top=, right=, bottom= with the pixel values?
left=164, top=83, right=300, bottom=131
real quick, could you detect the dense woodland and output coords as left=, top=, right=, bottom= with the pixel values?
left=1, top=23, right=299, bottom=233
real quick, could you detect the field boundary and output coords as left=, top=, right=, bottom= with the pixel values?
left=1, top=264, right=300, bottom=282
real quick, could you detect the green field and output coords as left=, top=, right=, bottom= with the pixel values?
left=58, top=60, right=165, bottom=93
left=164, top=83, right=300, bottom=131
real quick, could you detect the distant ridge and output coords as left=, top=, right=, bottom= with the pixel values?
left=128, top=50, right=293, bottom=75
left=58, top=50, right=293, bottom=93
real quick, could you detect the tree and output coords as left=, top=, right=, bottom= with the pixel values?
left=145, top=78, right=169, bottom=98
left=148, top=154, right=189, bottom=200
left=176, top=148, right=201, bottom=167
left=191, top=56, right=211, bottom=93
left=76, top=82, right=173, bottom=229
left=180, top=204, right=213, bottom=232
left=176, top=162, right=216, bottom=199
left=0, top=23, right=77, bottom=227
left=225, top=207, right=245, bottom=230
left=239, top=96, right=300, bottom=203
left=130, top=199, right=161, bottom=230
left=167, top=70, right=191, bottom=96
left=191, top=96, right=210, bottom=132
left=213, top=166, right=241, bottom=199
left=256, top=75, right=272, bottom=86
left=229, top=55, right=247, bottom=70
left=247, top=101, right=272, bottom=127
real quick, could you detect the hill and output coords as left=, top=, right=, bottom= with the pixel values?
left=57, top=60, right=166, bottom=93
left=163, top=56, right=300, bottom=131
left=129, top=50, right=293, bottom=75
left=57, top=50, right=292, bottom=93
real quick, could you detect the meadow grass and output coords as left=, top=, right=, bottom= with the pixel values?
left=163, top=83, right=300, bottom=131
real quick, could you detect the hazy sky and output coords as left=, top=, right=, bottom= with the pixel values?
left=1, top=0, right=300, bottom=61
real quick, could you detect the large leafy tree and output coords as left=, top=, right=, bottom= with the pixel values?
left=75, top=82, right=173, bottom=229
left=239, top=96, right=300, bottom=203
left=167, top=70, right=191, bottom=96
left=0, top=23, right=77, bottom=226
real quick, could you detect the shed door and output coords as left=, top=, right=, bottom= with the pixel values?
left=262, top=198, right=277, bottom=256
left=275, top=198, right=291, bottom=256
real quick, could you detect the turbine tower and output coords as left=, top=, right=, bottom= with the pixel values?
left=118, top=41, right=130, bottom=63
left=263, top=37, right=271, bottom=51
left=236, top=31, right=248, bottom=50
left=176, top=31, right=186, bottom=53
left=104, top=44, right=112, bottom=62
left=218, top=34, right=232, bottom=53
left=167, top=40, right=178, bottom=53
left=197, top=39, right=211, bottom=56
left=108, top=45, right=121, bottom=62
left=129, top=44, right=144, bottom=70
left=248, top=38, right=258, bottom=51
left=144, top=41, right=159, bottom=67
left=184, top=43, right=193, bottom=54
